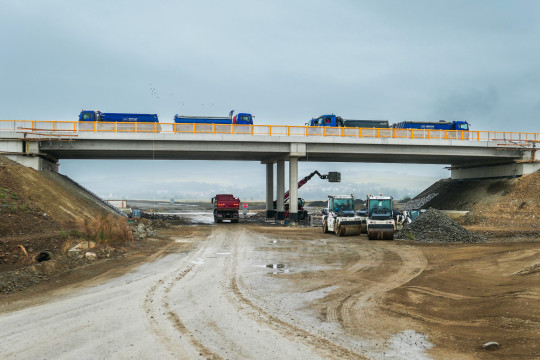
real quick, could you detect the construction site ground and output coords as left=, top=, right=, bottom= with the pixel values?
left=1, top=224, right=539, bottom=359
left=1, top=156, right=539, bottom=359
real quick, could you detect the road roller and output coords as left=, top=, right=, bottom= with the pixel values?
left=322, top=195, right=364, bottom=236
left=366, top=195, right=395, bottom=240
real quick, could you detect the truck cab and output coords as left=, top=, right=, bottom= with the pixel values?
left=79, top=110, right=102, bottom=122
left=307, top=115, right=344, bottom=127
left=232, top=113, right=254, bottom=125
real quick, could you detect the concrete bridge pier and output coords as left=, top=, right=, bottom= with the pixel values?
left=265, top=163, right=274, bottom=218
left=276, top=160, right=285, bottom=221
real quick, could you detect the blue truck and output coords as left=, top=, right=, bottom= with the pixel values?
left=79, top=110, right=159, bottom=123
left=393, top=120, right=469, bottom=131
left=307, top=115, right=389, bottom=128
left=174, top=110, right=253, bottom=125
left=308, top=114, right=469, bottom=131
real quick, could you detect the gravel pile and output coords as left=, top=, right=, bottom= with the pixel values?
left=142, top=213, right=184, bottom=221
left=401, top=193, right=438, bottom=211
left=396, top=208, right=486, bottom=243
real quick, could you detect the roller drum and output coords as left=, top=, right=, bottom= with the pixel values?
left=368, top=228, right=394, bottom=240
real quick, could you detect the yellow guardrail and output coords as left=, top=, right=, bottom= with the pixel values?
left=0, top=120, right=538, bottom=143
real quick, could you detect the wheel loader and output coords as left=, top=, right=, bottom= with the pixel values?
left=366, top=195, right=395, bottom=240
left=322, top=195, right=364, bottom=236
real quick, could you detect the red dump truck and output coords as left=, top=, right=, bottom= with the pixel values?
left=212, top=194, right=240, bottom=223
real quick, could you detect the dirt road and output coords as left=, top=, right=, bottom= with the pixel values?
left=1, top=225, right=539, bottom=359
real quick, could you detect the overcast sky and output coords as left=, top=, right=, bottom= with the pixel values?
left=2, top=1, right=539, bottom=200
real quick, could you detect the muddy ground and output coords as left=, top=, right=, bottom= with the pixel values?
left=1, top=223, right=539, bottom=359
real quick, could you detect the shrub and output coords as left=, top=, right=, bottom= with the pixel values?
left=77, top=214, right=133, bottom=246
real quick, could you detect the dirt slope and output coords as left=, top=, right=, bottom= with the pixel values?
left=0, top=155, right=114, bottom=237
left=414, top=171, right=540, bottom=231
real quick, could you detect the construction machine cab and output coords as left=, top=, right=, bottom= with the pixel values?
left=367, top=195, right=393, bottom=220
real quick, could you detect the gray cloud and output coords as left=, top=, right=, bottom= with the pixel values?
left=1, top=1, right=539, bottom=199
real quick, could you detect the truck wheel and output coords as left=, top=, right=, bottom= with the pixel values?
left=322, top=221, right=329, bottom=233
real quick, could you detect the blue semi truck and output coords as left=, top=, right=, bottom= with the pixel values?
left=308, top=114, right=469, bottom=130
left=393, top=120, right=469, bottom=130
left=79, top=110, right=159, bottom=123
left=174, top=110, right=253, bottom=125
left=307, top=115, right=389, bottom=128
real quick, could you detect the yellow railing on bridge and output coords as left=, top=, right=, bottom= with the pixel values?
left=0, top=120, right=538, bottom=144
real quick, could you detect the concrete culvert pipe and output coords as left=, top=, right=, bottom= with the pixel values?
left=35, top=250, right=52, bottom=262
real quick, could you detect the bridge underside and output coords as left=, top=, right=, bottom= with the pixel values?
left=37, top=139, right=523, bottom=166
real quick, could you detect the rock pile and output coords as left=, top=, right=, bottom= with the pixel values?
left=132, top=222, right=156, bottom=239
left=396, top=208, right=486, bottom=243
left=142, top=212, right=184, bottom=221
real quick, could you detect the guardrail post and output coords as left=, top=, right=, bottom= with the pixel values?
left=251, top=125, right=254, bottom=135
left=377, top=128, right=380, bottom=138
left=212, top=124, right=215, bottom=134
left=231, top=124, right=235, bottom=135
left=410, top=129, right=414, bottom=139
left=359, top=128, right=362, bottom=138
left=94, top=122, right=97, bottom=133
left=115, top=122, right=117, bottom=133
left=393, top=128, right=396, bottom=139
left=134, top=123, right=137, bottom=133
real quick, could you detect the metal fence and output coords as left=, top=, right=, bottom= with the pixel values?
left=1, top=120, right=538, bottom=143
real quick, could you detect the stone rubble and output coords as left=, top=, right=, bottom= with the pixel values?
left=396, top=208, right=486, bottom=243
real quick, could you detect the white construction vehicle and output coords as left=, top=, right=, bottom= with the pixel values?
left=322, top=195, right=364, bottom=236
left=366, top=194, right=395, bottom=240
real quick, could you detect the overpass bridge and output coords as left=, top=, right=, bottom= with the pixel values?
left=1, top=120, right=538, bottom=224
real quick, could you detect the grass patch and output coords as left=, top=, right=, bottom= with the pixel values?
left=405, top=233, right=415, bottom=241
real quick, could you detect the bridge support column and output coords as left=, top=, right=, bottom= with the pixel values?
left=276, top=160, right=285, bottom=221
left=289, top=157, right=299, bottom=226
left=265, top=163, right=275, bottom=218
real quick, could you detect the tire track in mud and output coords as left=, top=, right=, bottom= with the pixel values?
left=325, top=245, right=385, bottom=326
left=143, top=236, right=224, bottom=360
left=326, top=244, right=428, bottom=339
left=225, top=231, right=369, bottom=360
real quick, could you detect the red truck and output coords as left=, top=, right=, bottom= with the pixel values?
left=212, top=194, right=240, bottom=223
